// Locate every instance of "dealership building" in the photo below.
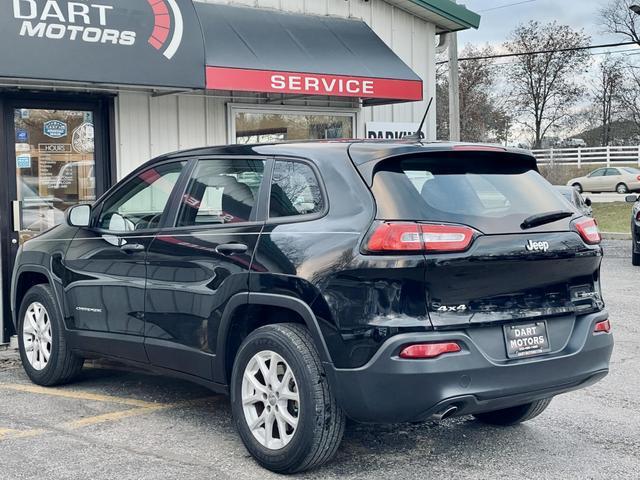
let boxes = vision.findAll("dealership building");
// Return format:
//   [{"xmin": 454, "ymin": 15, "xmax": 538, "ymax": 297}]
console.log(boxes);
[{"xmin": 0, "ymin": 0, "xmax": 480, "ymax": 343}]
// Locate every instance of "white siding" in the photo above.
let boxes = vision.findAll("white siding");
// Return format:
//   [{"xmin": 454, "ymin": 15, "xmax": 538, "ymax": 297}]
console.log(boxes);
[{"xmin": 115, "ymin": 0, "xmax": 438, "ymax": 177}]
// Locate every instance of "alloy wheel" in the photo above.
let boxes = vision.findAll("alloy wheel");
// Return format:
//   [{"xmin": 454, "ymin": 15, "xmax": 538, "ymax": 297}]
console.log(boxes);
[
  {"xmin": 22, "ymin": 302, "xmax": 52, "ymax": 371},
  {"xmin": 241, "ymin": 350, "xmax": 300, "ymax": 450}
]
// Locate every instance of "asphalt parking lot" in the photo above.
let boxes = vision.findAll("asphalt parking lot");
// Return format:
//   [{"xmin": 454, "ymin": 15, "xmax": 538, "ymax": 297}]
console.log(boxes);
[{"xmin": 0, "ymin": 240, "xmax": 638, "ymax": 480}]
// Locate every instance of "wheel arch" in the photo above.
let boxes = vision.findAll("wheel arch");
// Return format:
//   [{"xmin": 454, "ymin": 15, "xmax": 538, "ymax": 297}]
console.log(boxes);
[
  {"xmin": 12, "ymin": 265, "xmax": 60, "ymax": 330},
  {"xmin": 214, "ymin": 293, "xmax": 333, "ymax": 385}
]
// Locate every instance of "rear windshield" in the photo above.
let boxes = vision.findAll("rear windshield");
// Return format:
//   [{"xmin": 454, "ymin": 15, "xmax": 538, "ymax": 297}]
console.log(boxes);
[{"xmin": 371, "ymin": 155, "xmax": 571, "ymax": 233}]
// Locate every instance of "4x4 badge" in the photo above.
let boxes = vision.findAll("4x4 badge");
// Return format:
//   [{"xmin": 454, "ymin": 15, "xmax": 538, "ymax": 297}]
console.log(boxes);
[{"xmin": 525, "ymin": 240, "xmax": 549, "ymax": 252}]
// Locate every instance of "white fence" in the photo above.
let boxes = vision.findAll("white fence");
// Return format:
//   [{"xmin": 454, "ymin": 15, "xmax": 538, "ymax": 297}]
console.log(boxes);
[{"xmin": 532, "ymin": 146, "xmax": 640, "ymax": 167}]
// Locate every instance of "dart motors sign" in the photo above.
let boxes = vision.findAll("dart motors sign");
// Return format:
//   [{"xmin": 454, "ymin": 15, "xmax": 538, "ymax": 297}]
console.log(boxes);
[{"xmin": 3, "ymin": 0, "xmax": 204, "ymax": 88}]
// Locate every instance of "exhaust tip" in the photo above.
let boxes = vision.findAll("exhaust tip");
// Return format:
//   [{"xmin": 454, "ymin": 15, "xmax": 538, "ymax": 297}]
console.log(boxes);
[{"xmin": 432, "ymin": 405, "xmax": 458, "ymax": 421}]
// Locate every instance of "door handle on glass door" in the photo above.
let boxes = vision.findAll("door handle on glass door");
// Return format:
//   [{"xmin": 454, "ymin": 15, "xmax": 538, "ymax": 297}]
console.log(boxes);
[
  {"xmin": 121, "ymin": 243, "xmax": 145, "ymax": 253},
  {"xmin": 12, "ymin": 200, "xmax": 21, "ymax": 232},
  {"xmin": 216, "ymin": 243, "xmax": 248, "ymax": 255}
]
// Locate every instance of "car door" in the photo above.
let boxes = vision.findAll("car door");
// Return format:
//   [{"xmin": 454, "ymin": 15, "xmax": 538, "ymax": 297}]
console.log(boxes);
[
  {"xmin": 62, "ymin": 160, "xmax": 186, "ymax": 362},
  {"xmin": 605, "ymin": 168, "xmax": 622, "ymax": 192},
  {"xmin": 143, "ymin": 157, "xmax": 268, "ymax": 380},
  {"xmin": 584, "ymin": 168, "xmax": 606, "ymax": 192}
]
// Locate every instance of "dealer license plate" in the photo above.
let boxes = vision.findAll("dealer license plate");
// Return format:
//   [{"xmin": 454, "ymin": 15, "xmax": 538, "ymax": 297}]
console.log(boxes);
[{"xmin": 503, "ymin": 321, "xmax": 550, "ymax": 359}]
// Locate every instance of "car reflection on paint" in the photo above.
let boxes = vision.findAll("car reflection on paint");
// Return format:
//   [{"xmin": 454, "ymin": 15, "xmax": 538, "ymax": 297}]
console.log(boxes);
[{"xmin": 555, "ymin": 185, "xmax": 593, "ymax": 217}]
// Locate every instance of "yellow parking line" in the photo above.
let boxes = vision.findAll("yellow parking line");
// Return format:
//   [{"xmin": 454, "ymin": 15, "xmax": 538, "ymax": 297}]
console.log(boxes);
[
  {"xmin": 61, "ymin": 405, "xmax": 167, "ymax": 429},
  {"xmin": 0, "ymin": 428, "xmax": 47, "ymax": 440},
  {"xmin": 0, "ymin": 395, "xmax": 218, "ymax": 442},
  {"xmin": 0, "ymin": 384, "xmax": 160, "ymax": 408}
]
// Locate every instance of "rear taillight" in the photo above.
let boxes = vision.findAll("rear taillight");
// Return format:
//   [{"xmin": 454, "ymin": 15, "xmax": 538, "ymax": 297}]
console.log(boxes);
[
  {"xmin": 594, "ymin": 319, "xmax": 611, "ymax": 333},
  {"xmin": 636, "ymin": 175, "xmax": 640, "ymax": 181},
  {"xmin": 399, "ymin": 342, "xmax": 461, "ymax": 359},
  {"xmin": 365, "ymin": 222, "xmax": 476, "ymax": 253},
  {"xmin": 574, "ymin": 218, "xmax": 601, "ymax": 245},
  {"xmin": 636, "ymin": 211, "xmax": 640, "ymax": 222}
]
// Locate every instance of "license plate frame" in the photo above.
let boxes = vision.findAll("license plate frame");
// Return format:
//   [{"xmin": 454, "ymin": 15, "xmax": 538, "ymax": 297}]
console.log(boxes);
[{"xmin": 503, "ymin": 321, "xmax": 550, "ymax": 359}]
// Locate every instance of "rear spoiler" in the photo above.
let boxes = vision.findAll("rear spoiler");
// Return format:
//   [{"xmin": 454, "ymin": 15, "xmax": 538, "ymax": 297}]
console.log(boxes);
[{"xmin": 349, "ymin": 144, "xmax": 539, "ymax": 187}]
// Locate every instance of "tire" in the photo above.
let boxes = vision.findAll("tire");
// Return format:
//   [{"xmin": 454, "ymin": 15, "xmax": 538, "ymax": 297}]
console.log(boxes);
[
  {"xmin": 230, "ymin": 323, "xmax": 345, "ymax": 474},
  {"xmin": 616, "ymin": 183, "xmax": 629, "ymax": 194},
  {"xmin": 473, "ymin": 398, "xmax": 552, "ymax": 426},
  {"xmin": 633, "ymin": 248, "xmax": 640, "ymax": 266},
  {"xmin": 17, "ymin": 284, "xmax": 84, "ymax": 386},
  {"xmin": 572, "ymin": 183, "xmax": 583, "ymax": 194}
]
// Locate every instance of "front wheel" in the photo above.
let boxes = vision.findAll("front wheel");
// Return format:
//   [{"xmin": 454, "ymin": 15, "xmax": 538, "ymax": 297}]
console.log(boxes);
[
  {"xmin": 231, "ymin": 323, "xmax": 345, "ymax": 474},
  {"xmin": 18, "ymin": 285, "xmax": 83, "ymax": 386},
  {"xmin": 473, "ymin": 398, "xmax": 552, "ymax": 426}
]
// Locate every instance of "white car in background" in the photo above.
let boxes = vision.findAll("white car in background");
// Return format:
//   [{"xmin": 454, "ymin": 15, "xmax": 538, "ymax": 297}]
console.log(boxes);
[{"xmin": 567, "ymin": 167, "xmax": 640, "ymax": 194}]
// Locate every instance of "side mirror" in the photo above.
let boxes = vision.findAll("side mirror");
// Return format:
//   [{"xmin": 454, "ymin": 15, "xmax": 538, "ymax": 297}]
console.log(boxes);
[
  {"xmin": 66, "ymin": 204, "xmax": 92, "ymax": 227},
  {"xmin": 584, "ymin": 197, "xmax": 592, "ymax": 207},
  {"xmin": 626, "ymin": 194, "xmax": 639, "ymax": 203}
]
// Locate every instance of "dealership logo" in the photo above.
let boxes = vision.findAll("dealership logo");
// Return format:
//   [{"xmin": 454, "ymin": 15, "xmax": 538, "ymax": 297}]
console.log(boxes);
[
  {"xmin": 43, "ymin": 120, "xmax": 67, "ymax": 138},
  {"xmin": 12, "ymin": 0, "xmax": 183, "ymax": 59}
]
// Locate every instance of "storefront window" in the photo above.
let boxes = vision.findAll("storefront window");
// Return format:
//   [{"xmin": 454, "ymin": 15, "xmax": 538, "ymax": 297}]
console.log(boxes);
[
  {"xmin": 233, "ymin": 110, "xmax": 354, "ymax": 143},
  {"xmin": 14, "ymin": 108, "xmax": 96, "ymax": 244}
]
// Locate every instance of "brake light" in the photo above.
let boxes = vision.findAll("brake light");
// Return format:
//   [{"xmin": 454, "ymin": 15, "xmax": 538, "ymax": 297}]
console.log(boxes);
[
  {"xmin": 574, "ymin": 218, "xmax": 601, "ymax": 245},
  {"xmin": 421, "ymin": 224, "xmax": 475, "ymax": 252},
  {"xmin": 366, "ymin": 222, "xmax": 476, "ymax": 253},
  {"xmin": 636, "ymin": 175, "xmax": 640, "ymax": 181},
  {"xmin": 636, "ymin": 211, "xmax": 640, "ymax": 222},
  {"xmin": 451, "ymin": 145, "xmax": 507, "ymax": 152},
  {"xmin": 399, "ymin": 342, "xmax": 461, "ymax": 359},
  {"xmin": 594, "ymin": 319, "xmax": 611, "ymax": 333}
]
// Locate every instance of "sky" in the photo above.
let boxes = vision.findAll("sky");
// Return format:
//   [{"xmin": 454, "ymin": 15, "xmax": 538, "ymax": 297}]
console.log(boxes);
[{"xmin": 459, "ymin": 0, "xmax": 622, "ymax": 48}]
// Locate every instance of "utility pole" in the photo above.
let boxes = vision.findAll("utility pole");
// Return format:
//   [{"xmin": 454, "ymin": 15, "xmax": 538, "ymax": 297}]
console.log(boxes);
[{"xmin": 448, "ymin": 10, "xmax": 460, "ymax": 141}]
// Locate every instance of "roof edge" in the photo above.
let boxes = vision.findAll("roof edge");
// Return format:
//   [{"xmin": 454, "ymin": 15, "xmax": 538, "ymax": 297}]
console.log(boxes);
[{"xmin": 405, "ymin": 0, "xmax": 481, "ymax": 31}]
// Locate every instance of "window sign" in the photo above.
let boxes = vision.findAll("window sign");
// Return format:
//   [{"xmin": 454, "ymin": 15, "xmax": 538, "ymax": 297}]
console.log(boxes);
[
  {"xmin": 43, "ymin": 120, "xmax": 68, "ymax": 139},
  {"xmin": 16, "ymin": 129, "xmax": 29, "ymax": 142},
  {"xmin": 16, "ymin": 154, "xmax": 31, "ymax": 169}
]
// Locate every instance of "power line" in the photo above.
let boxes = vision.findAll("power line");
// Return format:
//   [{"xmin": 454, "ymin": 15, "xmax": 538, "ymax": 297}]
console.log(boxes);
[
  {"xmin": 478, "ymin": 0, "xmax": 539, "ymax": 13},
  {"xmin": 436, "ymin": 41, "xmax": 639, "ymax": 64}
]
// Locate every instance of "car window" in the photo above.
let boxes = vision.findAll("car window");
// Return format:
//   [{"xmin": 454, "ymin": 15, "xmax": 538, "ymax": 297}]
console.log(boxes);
[
  {"xmin": 269, "ymin": 161, "xmax": 324, "ymax": 218},
  {"xmin": 622, "ymin": 167, "xmax": 640, "ymax": 175},
  {"xmin": 98, "ymin": 162, "xmax": 185, "ymax": 232},
  {"xmin": 176, "ymin": 159, "xmax": 265, "ymax": 226},
  {"xmin": 589, "ymin": 169, "xmax": 606, "ymax": 177},
  {"xmin": 372, "ymin": 155, "xmax": 570, "ymax": 234},
  {"xmin": 605, "ymin": 168, "xmax": 620, "ymax": 176}
]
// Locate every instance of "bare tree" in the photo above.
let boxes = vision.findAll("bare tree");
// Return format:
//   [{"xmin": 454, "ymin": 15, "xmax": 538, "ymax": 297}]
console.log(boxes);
[
  {"xmin": 436, "ymin": 45, "xmax": 511, "ymax": 143},
  {"xmin": 592, "ymin": 55, "xmax": 625, "ymax": 145},
  {"xmin": 504, "ymin": 21, "xmax": 590, "ymax": 148},
  {"xmin": 620, "ymin": 67, "xmax": 640, "ymax": 134},
  {"xmin": 601, "ymin": 0, "xmax": 640, "ymax": 45}
]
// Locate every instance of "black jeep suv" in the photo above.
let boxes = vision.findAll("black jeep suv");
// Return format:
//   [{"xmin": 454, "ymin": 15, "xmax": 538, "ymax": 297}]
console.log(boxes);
[{"xmin": 12, "ymin": 141, "xmax": 613, "ymax": 473}]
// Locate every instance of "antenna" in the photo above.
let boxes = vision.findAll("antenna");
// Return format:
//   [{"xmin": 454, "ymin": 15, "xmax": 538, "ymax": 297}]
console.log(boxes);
[{"xmin": 403, "ymin": 97, "xmax": 433, "ymax": 141}]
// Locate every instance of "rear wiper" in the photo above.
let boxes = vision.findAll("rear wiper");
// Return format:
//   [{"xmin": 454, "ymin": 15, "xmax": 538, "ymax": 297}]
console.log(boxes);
[{"xmin": 520, "ymin": 210, "xmax": 574, "ymax": 230}]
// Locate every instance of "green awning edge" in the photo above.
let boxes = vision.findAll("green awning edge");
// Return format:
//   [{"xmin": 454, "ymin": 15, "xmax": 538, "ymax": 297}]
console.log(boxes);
[{"xmin": 408, "ymin": 0, "xmax": 481, "ymax": 30}]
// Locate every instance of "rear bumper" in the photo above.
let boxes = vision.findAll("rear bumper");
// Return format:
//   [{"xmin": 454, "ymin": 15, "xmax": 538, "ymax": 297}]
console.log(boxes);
[{"xmin": 326, "ymin": 310, "xmax": 613, "ymax": 423}]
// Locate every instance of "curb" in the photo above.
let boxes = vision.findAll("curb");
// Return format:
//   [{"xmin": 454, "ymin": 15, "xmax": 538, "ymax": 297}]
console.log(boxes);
[{"xmin": 602, "ymin": 232, "xmax": 632, "ymax": 240}]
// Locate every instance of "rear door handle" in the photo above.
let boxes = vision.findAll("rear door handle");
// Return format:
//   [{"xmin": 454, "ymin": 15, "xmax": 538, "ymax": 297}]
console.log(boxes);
[
  {"xmin": 215, "ymin": 243, "xmax": 248, "ymax": 255},
  {"xmin": 121, "ymin": 243, "xmax": 145, "ymax": 253}
]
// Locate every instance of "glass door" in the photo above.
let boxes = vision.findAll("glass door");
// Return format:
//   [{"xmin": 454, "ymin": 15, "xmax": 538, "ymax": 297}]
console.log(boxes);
[{"xmin": 13, "ymin": 108, "xmax": 97, "ymax": 244}]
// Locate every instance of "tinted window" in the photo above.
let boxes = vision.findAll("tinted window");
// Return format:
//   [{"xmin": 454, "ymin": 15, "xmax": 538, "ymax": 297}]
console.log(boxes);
[
  {"xmin": 623, "ymin": 167, "xmax": 640, "ymax": 175},
  {"xmin": 98, "ymin": 162, "xmax": 184, "ymax": 232},
  {"xmin": 589, "ymin": 169, "xmax": 606, "ymax": 177},
  {"xmin": 177, "ymin": 159, "xmax": 265, "ymax": 226},
  {"xmin": 372, "ymin": 155, "xmax": 570, "ymax": 234},
  {"xmin": 605, "ymin": 168, "xmax": 620, "ymax": 176},
  {"xmin": 269, "ymin": 161, "xmax": 324, "ymax": 218}
]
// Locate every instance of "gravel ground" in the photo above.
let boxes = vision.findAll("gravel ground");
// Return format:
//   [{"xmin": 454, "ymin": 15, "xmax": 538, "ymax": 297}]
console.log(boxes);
[{"xmin": 0, "ymin": 240, "xmax": 637, "ymax": 479}]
